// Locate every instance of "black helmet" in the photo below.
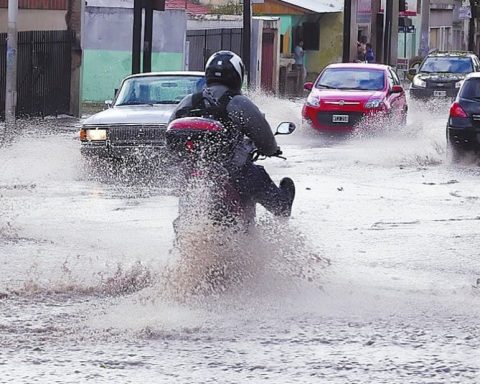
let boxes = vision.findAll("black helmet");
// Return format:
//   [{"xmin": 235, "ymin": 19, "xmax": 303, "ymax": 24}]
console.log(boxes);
[{"xmin": 205, "ymin": 50, "xmax": 245, "ymax": 91}]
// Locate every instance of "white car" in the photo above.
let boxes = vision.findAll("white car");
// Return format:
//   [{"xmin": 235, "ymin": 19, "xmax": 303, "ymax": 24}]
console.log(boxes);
[{"xmin": 80, "ymin": 71, "xmax": 205, "ymax": 159}]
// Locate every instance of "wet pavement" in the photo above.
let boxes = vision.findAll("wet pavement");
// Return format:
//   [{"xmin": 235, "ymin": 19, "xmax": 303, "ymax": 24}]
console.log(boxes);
[{"xmin": 0, "ymin": 98, "xmax": 479, "ymax": 383}]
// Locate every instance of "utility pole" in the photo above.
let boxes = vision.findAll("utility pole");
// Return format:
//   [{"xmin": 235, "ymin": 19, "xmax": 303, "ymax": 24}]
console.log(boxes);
[
  {"xmin": 418, "ymin": 0, "xmax": 430, "ymax": 57},
  {"xmin": 5, "ymin": 0, "xmax": 18, "ymax": 135},
  {"xmin": 243, "ymin": 0, "xmax": 251, "ymax": 88},
  {"xmin": 342, "ymin": 0, "xmax": 352, "ymax": 62},
  {"xmin": 132, "ymin": 0, "xmax": 142, "ymax": 74},
  {"xmin": 383, "ymin": 0, "xmax": 393, "ymax": 65},
  {"xmin": 370, "ymin": 0, "xmax": 381, "ymax": 60},
  {"xmin": 143, "ymin": 0, "xmax": 153, "ymax": 72},
  {"xmin": 132, "ymin": 0, "xmax": 165, "ymax": 74},
  {"xmin": 468, "ymin": 0, "xmax": 477, "ymax": 52}
]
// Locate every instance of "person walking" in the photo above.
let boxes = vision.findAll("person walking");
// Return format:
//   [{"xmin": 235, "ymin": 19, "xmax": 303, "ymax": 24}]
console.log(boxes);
[
  {"xmin": 293, "ymin": 40, "xmax": 307, "ymax": 82},
  {"xmin": 356, "ymin": 36, "xmax": 367, "ymax": 62},
  {"xmin": 366, "ymin": 43, "xmax": 375, "ymax": 63}
]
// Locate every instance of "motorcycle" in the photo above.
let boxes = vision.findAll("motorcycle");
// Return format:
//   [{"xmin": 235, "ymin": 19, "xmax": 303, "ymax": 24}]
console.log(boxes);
[{"xmin": 165, "ymin": 117, "xmax": 296, "ymax": 234}]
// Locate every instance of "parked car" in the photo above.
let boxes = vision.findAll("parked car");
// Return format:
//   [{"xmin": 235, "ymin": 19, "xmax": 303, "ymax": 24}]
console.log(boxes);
[
  {"xmin": 446, "ymin": 72, "xmax": 480, "ymax": 161},
  {"xmin": 409, "ymin": 51, "xmax": 480, "ymax": 101},
  {"xmin": 80, "ymin": 71, "xmax": 205, "ymax": 159},
  {"xmin": 302, "ymin": 63, "xmax": 407, "ymax": 132}
]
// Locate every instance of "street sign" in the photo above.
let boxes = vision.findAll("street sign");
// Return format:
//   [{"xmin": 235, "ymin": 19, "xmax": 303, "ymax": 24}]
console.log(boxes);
[
  {"xmin": 399, "ymin": 25, "xmax": 416, "ymax": 33},
  {"xmin": 459, "ymin": 6, "xmax": 471, "ymax": 19},
  {"xmin": 397, "ymin": 58, "xmax": 409, "ymax": 71}
]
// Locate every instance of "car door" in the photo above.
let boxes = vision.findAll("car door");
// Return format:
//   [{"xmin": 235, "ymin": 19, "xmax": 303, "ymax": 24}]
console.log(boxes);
[{"xmin": 386, "ymin": 68, "xmax": 406, "ymax": 117}]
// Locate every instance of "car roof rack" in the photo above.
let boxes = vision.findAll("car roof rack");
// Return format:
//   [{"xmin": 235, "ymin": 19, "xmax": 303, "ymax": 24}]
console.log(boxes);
[{"xmin": 429, "ymin": 50, "xmax": 476, "ymax": 56}]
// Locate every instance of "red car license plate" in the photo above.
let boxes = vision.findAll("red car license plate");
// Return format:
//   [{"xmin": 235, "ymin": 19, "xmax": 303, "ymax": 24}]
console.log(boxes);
[{"xmin": 332, "ymin": 114, "xmax": 349, "ymax": 123}]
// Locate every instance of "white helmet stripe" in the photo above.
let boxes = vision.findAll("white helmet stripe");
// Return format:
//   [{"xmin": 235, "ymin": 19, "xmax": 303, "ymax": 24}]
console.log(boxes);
[{"xmin": 229, "ymin": 53, "xmax": 244, "ymax": 80}]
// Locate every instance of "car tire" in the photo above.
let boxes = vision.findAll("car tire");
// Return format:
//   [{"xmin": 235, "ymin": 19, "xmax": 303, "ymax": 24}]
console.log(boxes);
[
  {"xmin": 406, "ymin": 56, "xmax": 423, "ymax": 82},
  {"xmin": 446, "ymin": 142, "xmax": 464, "ymax": 163}
]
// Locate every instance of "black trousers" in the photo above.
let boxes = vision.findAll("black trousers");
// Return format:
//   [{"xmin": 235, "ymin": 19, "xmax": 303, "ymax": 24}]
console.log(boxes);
[{"xmin": 232, "ymin": 162, "xmax": 291, "ymax": 216}]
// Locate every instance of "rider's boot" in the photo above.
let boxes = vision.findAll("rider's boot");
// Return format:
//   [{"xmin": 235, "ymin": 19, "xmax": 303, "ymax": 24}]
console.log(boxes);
[{"xmin": 279, "ymin": 177, "xmax": 295, "ymax": 217}]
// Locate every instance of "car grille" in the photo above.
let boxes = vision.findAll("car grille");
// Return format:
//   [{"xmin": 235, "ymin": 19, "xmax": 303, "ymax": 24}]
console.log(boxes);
[
  {"xmin": 426, "ymin": 80, "xmax": 456, "ymax": 90},
  {"xmin": 108, "ymin": 124, "xmax": 166, "ymax": 145},
  {"xmin": 316, "ymin": 112, "xmax": 365, "ymax": 127}
]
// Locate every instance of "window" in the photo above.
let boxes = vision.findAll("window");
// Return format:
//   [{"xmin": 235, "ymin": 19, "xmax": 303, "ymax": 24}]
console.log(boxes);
[
  {"xmin": 316, "ymin": 68, "xmax": 385, "ymax": 91},
  {"xmin": 429, "ymin": 27, "xmax": 452, "ymax": 51},
  {"xmin": 420, "ymin": 57, "xmax": 473, "ymax": 74},
  {"xmin": 302, "ymin": 22, "xmax": 320, "ymax": 51},
  {"xmin": 115, "ymin": 75, "xmax": 205, "ymax": 106},
  {"xmin": 459, "ymin": 78, "xmax": 480, "ymax": 100}
]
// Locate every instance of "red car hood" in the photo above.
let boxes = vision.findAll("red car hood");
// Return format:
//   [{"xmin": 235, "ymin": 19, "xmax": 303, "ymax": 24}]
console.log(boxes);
[{"xmin": 312, "ymin": 89, "xmax": 385, "ymax": 102}]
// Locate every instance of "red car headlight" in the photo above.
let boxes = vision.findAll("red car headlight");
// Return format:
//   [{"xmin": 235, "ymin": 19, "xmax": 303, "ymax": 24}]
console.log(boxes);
[
  {"xmin": 364, "ymin": 99, "xmax": 385, "ymax": 109},
  {"xmin": 306, "ymin": 94, "xmax": 320, "ymax": 107}
]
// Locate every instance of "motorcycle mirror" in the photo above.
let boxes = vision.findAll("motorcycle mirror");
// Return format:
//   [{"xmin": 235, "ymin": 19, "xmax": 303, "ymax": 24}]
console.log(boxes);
[{"xmin": 276, "ymin": 122, "xmax": 296, "ymax": 135}]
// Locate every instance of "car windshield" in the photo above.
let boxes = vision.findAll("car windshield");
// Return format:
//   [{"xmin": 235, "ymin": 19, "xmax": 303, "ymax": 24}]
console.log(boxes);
[
  {"xmin": 315, "ymin": 68, "xmax": 385, "ymax": 91},
  {"xmin": 459, "ymin": 78, "xmax": 480, "ymax": 100},
  {"xmin": 419, "ymin": 57, "xmax": 473, "ymax": 73},
  {"xmin": 115, "ymin": 75, "xmax": 206, "ymax": 106}
]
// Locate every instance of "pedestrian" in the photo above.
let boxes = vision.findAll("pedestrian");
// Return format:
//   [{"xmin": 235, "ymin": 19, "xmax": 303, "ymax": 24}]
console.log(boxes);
[
  {"xmin": 366, "ymin": 43, "xmax": 375, "ymax": 63},
  {"xmin": 293, "ymin": 40, "xmax": 307, "ymax": 82},
  {"xmin": 356, "ymin": 36, "xmax": 367, "ymax": 62}
]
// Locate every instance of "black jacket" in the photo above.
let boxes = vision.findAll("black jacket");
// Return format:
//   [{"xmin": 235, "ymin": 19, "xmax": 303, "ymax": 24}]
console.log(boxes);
[{"xmin": 170, "ymin": 83, "xmax": 279, "ymax": 166}]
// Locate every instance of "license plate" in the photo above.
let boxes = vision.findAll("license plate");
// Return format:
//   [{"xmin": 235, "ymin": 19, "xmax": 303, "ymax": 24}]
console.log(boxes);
[
  {"xmin": 434, "ymin": 90, "xmax": 447, "ymax": 97},
  {"xmin": 332, "ymin": 114, "xmax": 349, "ymax": 123}
]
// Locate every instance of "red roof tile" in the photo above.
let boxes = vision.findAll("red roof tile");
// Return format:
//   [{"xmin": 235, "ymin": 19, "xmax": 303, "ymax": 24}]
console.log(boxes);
[{"xmin": 166, "ymin": 0, "xmax": 209, "ymax": 15}]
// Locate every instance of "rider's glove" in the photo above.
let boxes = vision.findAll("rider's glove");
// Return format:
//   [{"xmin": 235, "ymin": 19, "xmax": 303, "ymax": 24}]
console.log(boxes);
[{"xmin": 272, "ymin": 147, "xmax": 283, "ymax": 157}]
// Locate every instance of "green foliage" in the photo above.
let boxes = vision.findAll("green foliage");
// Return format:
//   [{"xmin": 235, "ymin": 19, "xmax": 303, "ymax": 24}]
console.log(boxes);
[{"xmin": 209, "ymin": 1, "xmax": 243, "ymax": 15}]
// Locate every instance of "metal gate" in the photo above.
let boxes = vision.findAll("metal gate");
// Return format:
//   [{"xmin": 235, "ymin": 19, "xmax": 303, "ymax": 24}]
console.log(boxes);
[
  {"xmin": 186, "ymin": 28, "xmax": 243, "ymax": 71},
  {"xmin": 0, "ymin": 30, "xmax": 74, "ymax": 118}
]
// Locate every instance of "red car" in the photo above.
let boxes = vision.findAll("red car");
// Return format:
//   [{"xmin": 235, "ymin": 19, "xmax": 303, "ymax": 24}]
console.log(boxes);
[{"xmin": 302, "ymin": 63, "xmax": 408, "ymax": 132}]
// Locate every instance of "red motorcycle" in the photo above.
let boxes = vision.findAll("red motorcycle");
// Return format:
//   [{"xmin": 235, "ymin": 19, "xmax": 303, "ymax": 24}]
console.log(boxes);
[{"xmin": 166, "ymin": 117, "xmax": 296, "ymax": 233}]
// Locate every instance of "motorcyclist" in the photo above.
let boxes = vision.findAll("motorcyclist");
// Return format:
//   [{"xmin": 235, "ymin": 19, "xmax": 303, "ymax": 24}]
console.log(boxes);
[{"xmin": 170, "ymin": 50, "xmax": 295, "ymax": 217}]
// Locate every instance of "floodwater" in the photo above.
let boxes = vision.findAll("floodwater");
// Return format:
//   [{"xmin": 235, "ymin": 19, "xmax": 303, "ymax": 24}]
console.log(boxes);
[{"xmin": 0, "ymin": 96, "xmax": 479, "ymax": 383}]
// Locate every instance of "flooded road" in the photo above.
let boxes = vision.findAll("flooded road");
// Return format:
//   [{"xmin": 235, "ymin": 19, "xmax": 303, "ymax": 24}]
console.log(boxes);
[{"xmin": 0, "ymin": 99, "xmax": 479, "ymax": 383}]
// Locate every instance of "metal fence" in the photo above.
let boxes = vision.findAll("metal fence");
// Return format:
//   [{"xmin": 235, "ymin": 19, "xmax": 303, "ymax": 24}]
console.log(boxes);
[
  {"xmin": 186, "ymin": 28, "xmax": 243, "ymax": 71},
  {"xmin": 0, "ymin": 30, "xmax": 74, "ymax": 118}
]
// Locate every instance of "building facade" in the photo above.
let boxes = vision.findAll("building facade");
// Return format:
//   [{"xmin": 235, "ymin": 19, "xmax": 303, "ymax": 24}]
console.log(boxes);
[
  {"xmin": 82, "ymin": 0, "xmax": 187, "ymax": 102},
  {"xmin": 0, "ymin": 0, "xmax": 68, "ymax": 32},
  {"xmin": 253, "ymin": 0, "xmax": 344, "ymax": 78}
]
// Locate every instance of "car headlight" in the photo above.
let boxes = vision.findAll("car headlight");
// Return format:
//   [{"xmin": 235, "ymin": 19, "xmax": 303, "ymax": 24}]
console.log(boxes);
[
  {"xmin": 365, "ymin": 99, "xmax": 384, "ymax": 109},
  {"xmin": 306, "ymin": 93, "xmax": 320, "ymax": 107},
  {"xmin": 81, "ymin": 128, "xmax": 107, "ymax": 141},
  {"xmin": 412, "ymin": 76, "xmax": 426, "ymax": 88},
  {"xmin": 455, "ymin": 80, "xmax": 464, "ymax": 89}
]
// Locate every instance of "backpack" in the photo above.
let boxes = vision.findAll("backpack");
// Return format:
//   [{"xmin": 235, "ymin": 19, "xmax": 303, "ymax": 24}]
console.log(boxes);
[
  {"xmin": 175, "ymin": 89, "xmax": 238, "ymax": 123},
  {"xmin": 170, "ymin": 89, "xmax": 242, "ymax": 162}
]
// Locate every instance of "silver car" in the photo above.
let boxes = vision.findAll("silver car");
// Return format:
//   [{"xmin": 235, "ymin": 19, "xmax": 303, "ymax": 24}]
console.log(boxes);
[{"xmin": 80, "ymin": 71, "xmax": 205, "ymax": 159}]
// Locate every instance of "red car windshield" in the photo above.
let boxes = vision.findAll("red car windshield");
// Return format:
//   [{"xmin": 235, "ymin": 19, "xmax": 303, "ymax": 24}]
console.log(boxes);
[{"xmin": 315, "ymin": 68, "xmax": 385, "ymax": 91}]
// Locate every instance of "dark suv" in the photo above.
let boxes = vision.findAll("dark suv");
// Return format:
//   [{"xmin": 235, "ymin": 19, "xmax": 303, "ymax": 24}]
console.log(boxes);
[
  {"xmin": 446, "ymin": 72, "xmax": 480, "ymax": 161},
  {"xmin": 409, "ymin": 51, "xmax": 480, "ymax": 100}
]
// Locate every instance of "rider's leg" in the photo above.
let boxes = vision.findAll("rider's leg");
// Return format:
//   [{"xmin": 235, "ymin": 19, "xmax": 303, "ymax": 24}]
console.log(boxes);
[{"xmin": 234, "ymin": 163, "xmax": 295, "ymax": 217}]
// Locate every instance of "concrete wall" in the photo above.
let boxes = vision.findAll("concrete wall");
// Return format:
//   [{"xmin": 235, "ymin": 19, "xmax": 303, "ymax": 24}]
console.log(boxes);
[
  {"xmin": 304, "ymin": 13, "xmax": 343, "ymax": 76},
  {"xmin": 198, "ymin": 0, "xmax": 241, "ymax": 5},
  {"xmin": 82, "ymin": 7, "xmax": 187, "ymax": 102},
  {"xmin": 187, "ymin": 14, "xmax": 242, "ymax": 30},
  {"xmin": 0, "ymin": 9, "xmax": 66, "ymax": 32}
]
